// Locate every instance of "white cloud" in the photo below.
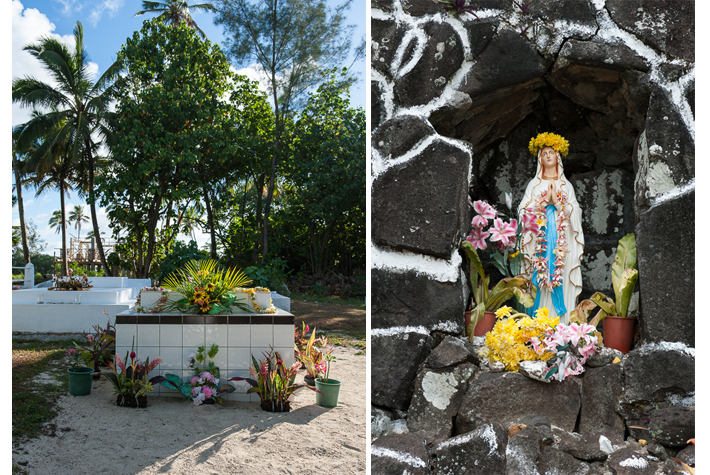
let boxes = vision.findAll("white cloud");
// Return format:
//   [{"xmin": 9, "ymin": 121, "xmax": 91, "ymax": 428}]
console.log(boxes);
[
  {"xmin": 52, "ymin": 0, "xmax": 84, "ymax": 16},
  {"xmin": 12, "ymin": 0, "xmax": 99, "ymax": 127},
  {"xmin": 88, "ymin": 0, "xmax": 124, "ymax": 26}
]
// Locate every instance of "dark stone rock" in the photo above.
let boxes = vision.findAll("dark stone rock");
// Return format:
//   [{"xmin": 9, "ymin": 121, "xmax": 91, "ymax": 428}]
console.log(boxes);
[
  {"xmin": 372, "ymin": 115, "xmax": 436, "ymax": 162},
  {"xmin": 371, "ymin": 330, "xmax": 434, "ymax": 410},
  {"xmin": 548, "ymin": 63, "xmax": 624, "ymax": 113},
  {"xmin": 645, "ymin": 442, "xmax": 669, "ymax": 461},
  {"xmin": 401, "ymin": 0, "xmax": 441, "ymax": 17},
  {"xmin": 394, "ymin": 22, "xmax": 465, "ymax": 108},
  {"xmin": 634, "ymin": 86, "xmax": 695, "ymax": 212},
  {"xmin": 456, "ymin": 372, "xmax": 582, "ymax": 434},
  {"xmin": 427, "ymin": 91, "xmax": 473, "ymax": 130},
  {"xmin": 559, "ymin": 432, "xmax": 611, "ymax": 462},
  {"xmin": 538, "ymin": 447, "xmax": 593, "ymax": 474},
  {"xmin": 371, "ymin": 139, "xmax": 471, "ymax": 258},
  {"xmin": 371, "ymin": 0, "xmax": 393, "ymax": 12},
  {"xmin": 459, "ymin": 29, "xmax": 550, "ymax": 100},
  {"xmin": 425, "ymin": 336, "xmax": 478, "ymax": 369},
  {"xmin": 556, "ymin": 38, "xmax": 651, "ymax": 73},
  {"xmin": 505, "ymin": 425, "xmax": 542, "ymax": 475},
  {"xmin": 371, "ymin": 431, "xmax": 432, "ymax": 474},
  {"xmin": 407, "ymin": 363, "xmax": 477, "ymax": 439},
  {"xmin": 570, "ymin": 168, "xmax": 636, "ymax": 243},
  {"xmin": 372, "ymin": 406, "xmax": 396, "ymax": 439},
  {"xmin": 372, "ymin": 18, "xmax": 406, "ymax": 79},
  {"xmin": 586, "ymin": 346, "xmax": 622, "ymax": 367},
  {"xmin": 685, "ymin": 76, "xmax": 694, "ymax": 118},
  {"xmin": 676, "ymin": 443, "xmax": 695, "ymax": 467},
  {"xmin": 435, "ymin": 423, "xmax": 507, "ymax": 474},
  {"xmin": 371, "ymin": 269, "xmax": 465, "ymax": 333},
  {"xmin": 607, "ymin": 0, "xmax": 694, "ymax": 60},
  {"xmin": 606, "ymin": 446, "xmax": 664, "ymax": 475},
  {"xmin": 624, "ymin": 343, "xmax": 695, "ymax": 403},
  {"xmin": 635, "ymin": 191, "xmax": 694, "ymax": 346},
  {"xmin": 529, "ymin": 0, "xmax": 597, "ymax": 26},
  {"xmin": 519, "ymin": 414, "xmax": 554, "ymax": 446},
  {"xmin": 579, "ymin": 364, "xmax": 626, "ymax": 445},
  {"xmin": 649, "ymin": 406, "xmax": 694, "ymax": 448},
  {"xmin": 371, "ymin": 80, "xmax": 387, "ymax": 131},
  {"xmin": 466, "ymin": 20, "xmax": 497, "ymax": 60}
]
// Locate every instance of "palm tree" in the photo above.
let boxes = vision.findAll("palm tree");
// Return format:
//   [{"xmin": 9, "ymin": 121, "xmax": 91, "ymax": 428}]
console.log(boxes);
[
  {"xmin": 134, "ymin": 1, "xmax": 216, "ymax": 38},
  {"xmin": 12, "ymin": 21, "xmax": 120, "ymax": 276},
  {"xmin": 12, "ymin": 145, "xmax": 31, "ymax": 264},
  {"xmin": 68, "ymin": 204, "xmax": 89, "ymax": 241},
  {"xmin": 48, "ymin": 210, "xmax": 65, "ymax": 235}
]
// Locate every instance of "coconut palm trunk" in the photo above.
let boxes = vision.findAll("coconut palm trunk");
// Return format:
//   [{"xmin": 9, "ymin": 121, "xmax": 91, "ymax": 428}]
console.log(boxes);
[
  {"xmin": 86, "ymin": 143, "xmax": 111, "ymax": 275},
  {"xmin": 13, "ymin": 152, "xmax": 31, "ymax": 264}
]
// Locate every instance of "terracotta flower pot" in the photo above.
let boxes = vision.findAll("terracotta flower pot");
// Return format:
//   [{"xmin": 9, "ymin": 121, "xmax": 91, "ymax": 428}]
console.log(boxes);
[
  {"xmin": 602, "ymin": 316, "xmax": 636, "ymax": 354},
  {"xmin": 464, "ymin": 311, "xmax": 497, "ymax": 337}
]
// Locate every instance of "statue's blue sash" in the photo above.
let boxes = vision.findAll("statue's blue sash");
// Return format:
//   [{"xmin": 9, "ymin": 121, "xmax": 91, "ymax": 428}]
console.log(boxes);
[{"xmin": 529, "ymin": 204, "xmax": 567, "ymax": 317}]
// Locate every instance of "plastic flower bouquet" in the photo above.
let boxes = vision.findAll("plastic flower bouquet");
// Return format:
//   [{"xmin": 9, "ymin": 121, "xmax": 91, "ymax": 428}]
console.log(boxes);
[
  {"xmin": 481, "ymin": 307, "xmax": 559, "ymax": 370},
  {"xmin": 162, "ymin": 260, "xmax": 252, "ymax": 314},
  {"xmin": 530, "ymin": 322, "xmax": 599, "ymax": 381},
  {"xmin": 161, "ymin": 344, "xmax": 236, "ymax": 404}
]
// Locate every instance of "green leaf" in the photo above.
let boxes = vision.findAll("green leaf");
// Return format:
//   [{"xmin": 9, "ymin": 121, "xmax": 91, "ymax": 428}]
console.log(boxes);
[
  {"xmin": 612, "ymin": 233, "xmax": 637, "ymax": 305},
  {"xmin": 616, "ymin": 268, "xmax": 639, "ymax": 318},
  {"xmin": 467, "ymin": 302, "xmax": 486, "ymax": 342}
]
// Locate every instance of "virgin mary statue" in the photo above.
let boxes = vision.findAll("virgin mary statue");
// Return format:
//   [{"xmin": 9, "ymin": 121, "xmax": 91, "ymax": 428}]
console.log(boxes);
[{"xmin": 518, "ymin": 133, "xmax": 584, "ymax": 324}]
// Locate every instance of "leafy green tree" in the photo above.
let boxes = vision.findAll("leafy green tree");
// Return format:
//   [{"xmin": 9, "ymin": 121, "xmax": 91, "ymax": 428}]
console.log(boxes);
[
  {"xmin": 68, "ymin": 205, "xmax": 89, "ymax": 241},
  {"xmin": 11, "ymin": 220, "xmax": 47, "ymax": 266},
  {"xmin": 286, "ymin": 76, "xmax": 365, "ymax": 275},
  {"xmin": 12, "ymin": 21, "xmax": 121, "ymax": 275},
  {"xmin": 213, "ymin": 0, "xmax": 360, "ymax": 261},
  {"xmin": 99, "ymin": 19, "xmax": 243, "ymax": 277},
  {"xmin": 135, "ymin": 0, "xmax": 216, "ymax": 38}
]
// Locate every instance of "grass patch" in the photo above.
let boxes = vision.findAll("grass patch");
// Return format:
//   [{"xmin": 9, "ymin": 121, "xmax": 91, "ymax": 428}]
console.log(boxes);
[
  {"xmin": 289, "ymin": 292, "xmax": 365, "ymax": 310},
  {"xmin": 326, "ymin": 334, "xmax": 367, "ymax": 349},
  {"xmin": 12, "ymin": 339, "xmax": 74, "ymax": 440}
]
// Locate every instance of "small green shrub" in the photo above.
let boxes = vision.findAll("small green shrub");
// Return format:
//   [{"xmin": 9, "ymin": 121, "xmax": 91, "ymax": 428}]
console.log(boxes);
[{"xmin": 244, "ymin": 258, "xmax": 289, "ymax": 292}]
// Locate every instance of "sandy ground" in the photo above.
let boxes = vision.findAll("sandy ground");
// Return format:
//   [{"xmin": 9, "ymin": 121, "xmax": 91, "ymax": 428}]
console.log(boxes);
[{"xmin": 13, "ymin": 346, "xmax": 366, "ymax": 475}]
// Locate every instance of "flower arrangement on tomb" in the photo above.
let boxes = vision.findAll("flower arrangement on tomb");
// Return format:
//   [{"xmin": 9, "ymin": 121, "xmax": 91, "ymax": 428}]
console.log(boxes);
[
  {"xmin": 51, "ymin": 272, "xmax": 93, "ymax": 291},
  {"xmin": 135, "ymin": 287, "xmax": 170, "ymax": 313},
  {"xmin": 160, "ymin": 344, "xmax": 236, "ymax": 405},
  {"xmin": 481, "ymin": 307, "xmax": 558, "ymax": 371},
  {"xmin": 162, "ymin": 260, "xmax": 252, "ymax": 315},
  {"xmin": 234, "ymin": 286, "xmax": 278, "ymax": 314}
]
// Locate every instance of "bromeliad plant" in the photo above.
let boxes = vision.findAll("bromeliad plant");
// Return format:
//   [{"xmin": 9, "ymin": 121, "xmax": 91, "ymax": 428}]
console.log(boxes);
[
  {"xmin": 571, "ymin": 233, "xmax": 639, "ymax": 326},
  {"xmin": 530, "ymin": 322, "xmax": 599, "ymax": 381},
  {"xmin": 318, "ymin": 344, "xmax": 336, "ymax": 382},
  {"xmin": 73, "ymin": 315, "xmax": 115, "ymax": 371},
  {"xmin": 298, "ymin": 325, "xmax": 327, "ymax": 380},
  {"xmin": 162, "ymin": 259, "xmax": 253, "ymax": 314},
  {"xmin": 231, "ymin": 348, "xmax": 320, "ymax": 411},
  {"xmin": 462, "ymin": 238, "xmax": 535, "ymax": 341},
  {"xmin": 106, "ymin": 340, "xmax": 177, "ymax": 406}
]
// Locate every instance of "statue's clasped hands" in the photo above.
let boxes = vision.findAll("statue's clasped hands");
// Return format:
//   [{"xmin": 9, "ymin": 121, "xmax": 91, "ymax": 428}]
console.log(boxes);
[{"xmin": 547, "ymin": 182, "xmax": 558, "ymax": 204}]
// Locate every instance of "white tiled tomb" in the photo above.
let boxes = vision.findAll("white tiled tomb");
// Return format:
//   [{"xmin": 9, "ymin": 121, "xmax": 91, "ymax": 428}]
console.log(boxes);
[{"xmin": 114, "ymin": 309, "xmax": 295, "ymax": 402}]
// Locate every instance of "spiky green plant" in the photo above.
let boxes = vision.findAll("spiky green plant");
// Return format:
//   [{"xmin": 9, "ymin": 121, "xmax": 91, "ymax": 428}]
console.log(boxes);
[{"xmin": 162, "ymin": 259, "xmax": 252, "ymax": 314}]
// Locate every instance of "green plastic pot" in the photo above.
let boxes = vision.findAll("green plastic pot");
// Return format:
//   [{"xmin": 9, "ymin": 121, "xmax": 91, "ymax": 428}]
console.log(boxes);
[
  {"xmin": 67, "ymin": 367, "xmax": 94, "ymax": 396},
  {"xmin": 315, "ymin": 378, "xmax": 341, "ymax": 408}
]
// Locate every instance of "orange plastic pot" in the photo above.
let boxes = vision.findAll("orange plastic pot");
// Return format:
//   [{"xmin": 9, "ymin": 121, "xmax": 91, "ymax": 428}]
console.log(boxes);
[
  {"xmin": 602, "ymin": 316, "xmax": 636, "ymax": 354},
  {"xmin": 464, "ymin": 311, "xmax": 496, "ymax": 337}
]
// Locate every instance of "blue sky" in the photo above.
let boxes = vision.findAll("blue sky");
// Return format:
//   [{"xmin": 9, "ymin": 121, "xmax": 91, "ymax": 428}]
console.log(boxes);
[{"xmin": 10, "ymin": 0, "xmax": 366, "ymax": 258}]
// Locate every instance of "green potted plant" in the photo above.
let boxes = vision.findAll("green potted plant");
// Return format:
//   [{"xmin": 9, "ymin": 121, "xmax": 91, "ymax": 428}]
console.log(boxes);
[
  {"xmin": 66, "ymin": 348, "xmax": 94, "ymax": 396},
  {"xmin": 231, "ymin": 348, "xmax": 320, "ymax": 412},
  {"xmin": 105, "ymin": 340, "xmax": 177, "ymax": 407},
  {"xmin": 73, "ymin": 316, "xmax": 115, "ymax": 379},
  {"xmin": 297, "ymin": 325, "xmax": 326, "ymax": 386},
  {"xmin": 462, "ymin": 240, "xmax": 534, "ymax": 341},
  {"xmin": 571, "ymin": 233, "xmax": 639, "ymax": 354},
  {"xmin": 315, "ymin": 344, "xmax": 340, "ymax": 408}
]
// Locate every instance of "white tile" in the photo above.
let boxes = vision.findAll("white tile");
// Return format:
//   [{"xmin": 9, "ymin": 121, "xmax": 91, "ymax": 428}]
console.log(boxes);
[
  {"xmin": 183, "ymin": 324, "xmax": 205, "ymax": 347},
  {"xmin": 160, "ymin": 325, "xmax": 182, "ymax": 347},
  {"xmin": 139, "ymin": 347, "xmax": 161, "ymax": 368},
  {"xmin": 208, "ymin": 350, "xmax": 228, "ymax": 371},
  {"xmin": 274, "ymin": 325, "xmax": 294, "ymax": 347},
  {"xmin": 160, "ymin": 347, "xmax": 184, "ymax": 370},
  {"xmin": 136, "ymin": 324, "xmax": 160, "ymax": 347},
  {"xmin": 115, "ymin": 324, "xmax": 136, "ymax": 347},
  {"xmin": 231, "ymin": 393, "xmax": 252, "ymax": 402},
  {"xmin": 205, "ymin": 324, "xmax": 228, "ymax": 347},
  {"xmin": 228, "ymin": 347, "xmax": 252, "ymax": 370},
  {"xmin": 274, "ymin": 347, "xmax": 295, "ymax": 368},
  {"xmin": 228, "ymin": 324, "xmax": 250, "ymax": 347},
  {"xmin": 251, "ymin": 325, "xmax": 273, "ymax": 347}
]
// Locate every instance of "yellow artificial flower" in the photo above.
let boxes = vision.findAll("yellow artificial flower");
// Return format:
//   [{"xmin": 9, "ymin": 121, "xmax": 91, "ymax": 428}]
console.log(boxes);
[
  {"xmin": 482, "ymin": 313, "xmax": 557, "ymax": 371},
  {"xmin": 495, "ymin": 306, "xmax": 514, "ymax": 319},
  {"xmin": 528, "ymin": 132, "xmax": 570, "ymax": 157},
  {"xmin": 535, "ymin": 307, "xmax": 550, "ymax": 318},
  {"xmin": 508, "ymin": 251, "xmax": 519, "ymax": 259}
]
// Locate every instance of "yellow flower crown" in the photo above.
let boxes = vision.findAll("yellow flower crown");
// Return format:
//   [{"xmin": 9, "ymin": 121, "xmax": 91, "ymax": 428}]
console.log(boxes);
[{"xmin": 528, "ymin": 132, "xmax": 570, "ymax": 157}]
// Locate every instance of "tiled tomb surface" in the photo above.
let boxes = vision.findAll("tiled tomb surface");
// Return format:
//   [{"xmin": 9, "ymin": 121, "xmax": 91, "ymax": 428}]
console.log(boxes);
[{"xmin": 115, "ymin": 309, "xmax": 295, "ymax": 402}]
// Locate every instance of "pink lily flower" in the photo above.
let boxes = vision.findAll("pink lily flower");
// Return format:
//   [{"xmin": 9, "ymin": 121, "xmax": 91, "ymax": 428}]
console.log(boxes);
[
  {"xmin": 522, "ymin": 212, "xmax": 540, "ymax": 235},
  {"xmin": 489, "ymin": 218, "xmax": 516, "ymax": 247},
  {"xmin": 472, "ymin": 215, "xmax": 488, "ymax": 228},
  {"xmin": 473, "ymin": 200, "xmax": 497, "ymax": 220},
  {"xmin": 466, "ymin": 227, "xmax": 490, "ymax": 251}
]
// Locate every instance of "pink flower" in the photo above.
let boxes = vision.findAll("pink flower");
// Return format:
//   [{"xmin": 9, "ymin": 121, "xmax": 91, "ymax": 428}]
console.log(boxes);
[
  {"xmin": 191, "ymin": 386, "xmax": 202, "ymax": 397},
  {"xmin": 521, "ymin": 211, "xmax": 540, "ymax": 235},
  {"xmin": 148, "ymin": 357, "xmax": 162, "ymax": 370},
  {"xmin": 191, "ymin": 376, "xmax": 199, "ymax": 385},
  {"xmin": 116, "ymin": 354, "xmax": 126, "ymax": 373},
  {"xmin": 202, "ymin": 386, "xmax": 213, "ymax": 399},
  {"xmin": 489, "ymin": 218, "xmax": 516, "ymax": 247},
  {"xmin": 130, "ymin": 351, "xmax": 136, "ymax": 361},
  {"xmin": 86, "ymin": 334, "xmax": 95, "ymax": 344},
  {"xmin": 473, "ymin": 200, "xmax": 497, "ymax": 220},
  {"xmin": 471, "ymin": 215, "xmax": 488, "ymax": 228},
  {"xmin": 466, "ymin": 227, "xmax": 490, "ymax": 251}
]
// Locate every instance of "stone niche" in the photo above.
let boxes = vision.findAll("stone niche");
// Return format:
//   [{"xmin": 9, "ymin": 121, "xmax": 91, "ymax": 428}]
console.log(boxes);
[{"xmin": 371, "ymin": 0, "xmax": 694, "ymax": 472}]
